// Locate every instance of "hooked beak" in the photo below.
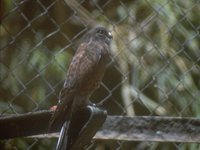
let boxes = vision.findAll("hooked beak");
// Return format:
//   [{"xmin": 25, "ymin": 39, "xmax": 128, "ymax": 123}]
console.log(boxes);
[{"xmin": 108, "ymin": 31, "xmax": 113, "ymax": 39}]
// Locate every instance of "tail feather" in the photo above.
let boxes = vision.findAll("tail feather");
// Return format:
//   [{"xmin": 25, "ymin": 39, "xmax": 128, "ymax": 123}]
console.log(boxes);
[
  {"xmin": 48, "ymin": 88, "xmax": 75, "ymax": 132},
  {"xmin": 48, "ymin": 101, "xmax": 73, "ymax": 133}
]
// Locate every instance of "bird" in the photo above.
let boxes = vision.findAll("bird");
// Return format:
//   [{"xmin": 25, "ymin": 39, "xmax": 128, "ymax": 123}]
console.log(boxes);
[{"xmin": 48, "ymin": 26, "xmax": 113, "ymax": 130}]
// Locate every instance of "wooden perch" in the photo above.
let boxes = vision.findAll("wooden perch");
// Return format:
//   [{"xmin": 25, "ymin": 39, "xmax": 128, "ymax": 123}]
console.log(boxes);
[
  {"xmin": 96, "ymin": 116, "xmax": 200, "ymax": 143},
  {"xmin": 0, "ymin": 111, "xmax": 200, "ymax": 142},
  {"xmin": 0, "ymin": 110, "xmax": 58, "ymax": 139}
]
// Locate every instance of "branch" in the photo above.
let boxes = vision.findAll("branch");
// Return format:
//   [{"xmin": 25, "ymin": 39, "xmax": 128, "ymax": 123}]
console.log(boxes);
[{"xmin": 0, "ymin": 111, "xmax": 200, "ymax": 142}]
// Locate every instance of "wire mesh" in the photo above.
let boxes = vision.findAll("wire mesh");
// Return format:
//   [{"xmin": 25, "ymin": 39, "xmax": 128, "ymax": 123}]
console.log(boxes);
[{"xmin": 1, "ymin": 0, "xmax": 200, "ymax": 149}]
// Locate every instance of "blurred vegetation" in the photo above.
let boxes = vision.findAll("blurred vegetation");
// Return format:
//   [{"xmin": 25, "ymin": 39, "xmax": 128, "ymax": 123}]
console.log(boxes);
[{"xmin": 0, "ymin": 0, "xmax": 200, "ymax": 149}]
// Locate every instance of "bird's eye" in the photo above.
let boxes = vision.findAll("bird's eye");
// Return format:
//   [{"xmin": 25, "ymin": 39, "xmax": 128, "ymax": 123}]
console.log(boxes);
[
  {"xmin": 98, "ymin": 30, "xmax": 106, "ymax": 35},
  {"xmin": 98, "ymin": 30, "xmax": 104, "ymax": 34}
]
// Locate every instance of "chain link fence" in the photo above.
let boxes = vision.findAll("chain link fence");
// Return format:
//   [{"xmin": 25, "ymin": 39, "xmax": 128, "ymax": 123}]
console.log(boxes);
[{"xmin": 1, "ymin": 0, "xmax": 200, "ymax": 149}]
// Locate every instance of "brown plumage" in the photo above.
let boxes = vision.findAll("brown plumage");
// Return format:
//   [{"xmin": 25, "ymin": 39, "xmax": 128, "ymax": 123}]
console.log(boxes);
[{"xmin": 49, "ymin": 27, "xmax": 113, "ymax": 129}]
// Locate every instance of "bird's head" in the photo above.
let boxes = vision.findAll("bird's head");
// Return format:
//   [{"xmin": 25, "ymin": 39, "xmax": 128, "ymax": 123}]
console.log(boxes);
[{"xmin": 84, "ymin": 27, "xmax": 113, "ymax": 45}]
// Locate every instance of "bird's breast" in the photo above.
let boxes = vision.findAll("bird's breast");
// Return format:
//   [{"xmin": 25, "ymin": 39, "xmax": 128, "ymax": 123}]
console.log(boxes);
[{"xmin": 79, "ymin": 61, "xmax": 107, "ymax": 96}]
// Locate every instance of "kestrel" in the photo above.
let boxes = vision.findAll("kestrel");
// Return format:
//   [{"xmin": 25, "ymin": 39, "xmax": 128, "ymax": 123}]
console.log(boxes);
[{"xmin": 49, "ymin": 27, "xmax": 113, "ymax": 129}]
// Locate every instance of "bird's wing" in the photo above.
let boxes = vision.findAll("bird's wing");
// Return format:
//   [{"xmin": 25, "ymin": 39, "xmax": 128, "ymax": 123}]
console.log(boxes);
[
  {"xmin": 57, "ymin": 42, "xmax": 102, "ymax": 108},
  {"xmin": 48, "ymin": 42, "xmax": 102, "ymax": 130},
  {"xmin": 63, "ymin": 42, "xmax": 102, "ymax": 90}
]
